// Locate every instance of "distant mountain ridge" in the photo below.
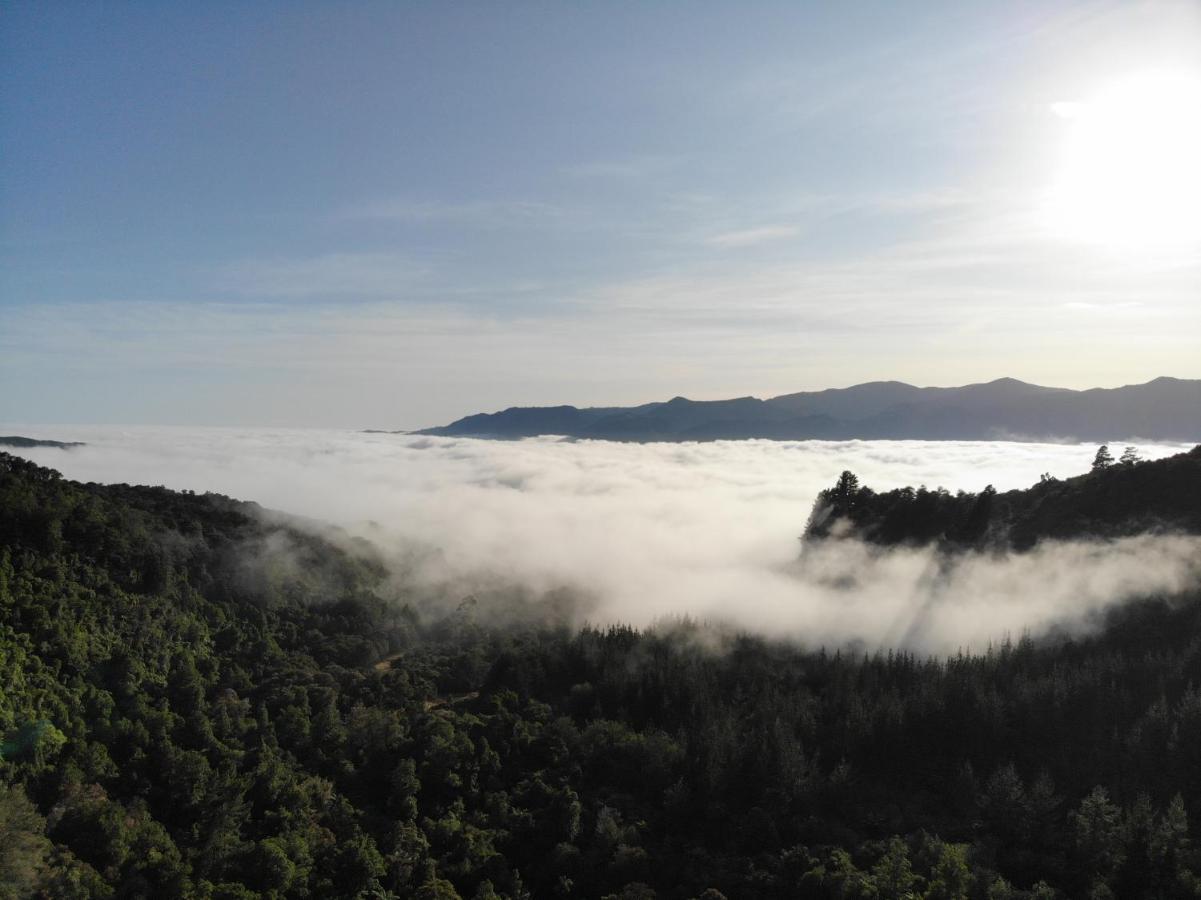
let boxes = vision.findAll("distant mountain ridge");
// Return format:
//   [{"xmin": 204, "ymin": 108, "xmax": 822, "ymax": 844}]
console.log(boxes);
[
  {"xmin": 415, "ymin": 377, "xmax": 1201, "ymax": 443},
  {"xmin": 0, "ymin": 435, "xmax": 85, "ymax": 449}
]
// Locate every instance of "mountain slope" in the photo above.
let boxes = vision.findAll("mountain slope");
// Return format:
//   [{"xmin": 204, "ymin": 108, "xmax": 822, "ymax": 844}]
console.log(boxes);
[
  {"xmin": 0, "ymin": 435, "xmax": 85, "ymax": 449},
  {"xmin": 415, "ymin": 376, "xmax": 1201, "ymax": 442},
  {"xmin": 803, "ymin": 443, "xmax": 1201, "ymax": 550},
  {"xmin": 7, "ymin": 452, "xmax": 1201, "ymax": 896}
]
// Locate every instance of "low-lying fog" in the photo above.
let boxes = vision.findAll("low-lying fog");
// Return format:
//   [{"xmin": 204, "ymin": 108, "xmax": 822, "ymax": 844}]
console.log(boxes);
[{"xmin": 7, "ymin": 426, "xmax": 1200, "ymax": 653}]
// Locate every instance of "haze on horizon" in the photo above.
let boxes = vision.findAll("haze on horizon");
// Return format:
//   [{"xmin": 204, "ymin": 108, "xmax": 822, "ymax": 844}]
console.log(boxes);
[{"xmin": 2, "ymin": 1, "xmax": 1200, "ymax": 428}]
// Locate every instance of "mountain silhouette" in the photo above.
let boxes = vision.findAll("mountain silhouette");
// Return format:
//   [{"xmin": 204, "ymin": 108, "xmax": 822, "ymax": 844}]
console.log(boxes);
[{"xmin": 414, "ymin": 377, "xmax": 1201, "ymax": 442}]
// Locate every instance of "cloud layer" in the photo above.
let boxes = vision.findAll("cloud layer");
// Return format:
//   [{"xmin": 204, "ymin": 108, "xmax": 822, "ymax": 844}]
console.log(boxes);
[{"xmin": 7, "ymin": 428, "xmax": 1198, "ymax": 653}]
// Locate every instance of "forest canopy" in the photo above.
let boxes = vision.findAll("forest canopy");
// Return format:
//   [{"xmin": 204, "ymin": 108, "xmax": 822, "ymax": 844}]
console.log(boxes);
[
  {"xmin": 803, "ymin": 444, "xmax": 1201, "ymax": 550},
  {"xmin": 2, "ymin": 448, "xmax": 1201, "ymax": 898}
]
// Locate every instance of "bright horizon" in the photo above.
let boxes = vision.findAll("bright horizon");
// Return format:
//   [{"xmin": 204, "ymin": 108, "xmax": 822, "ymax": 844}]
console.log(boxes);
[{"xmin": 3, "ymin": 2, "xmax": 1200, "ymax": 428}]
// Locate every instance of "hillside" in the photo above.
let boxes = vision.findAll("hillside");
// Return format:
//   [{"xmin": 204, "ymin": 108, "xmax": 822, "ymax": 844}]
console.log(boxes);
[
  {"xmin": 802, "ymin": 444, "xmax": 1201, "ymax": 550},
  {"xmin": 5, "ymin": 451, "xmax": 1201, "ymax": 897},
  {"xmin": 415, "ymin": 377, "xmax": 1201, "ymax": 443},
  {"xmin": 0, "ymin": 436, "xmax": 85, "ymax": 449}
]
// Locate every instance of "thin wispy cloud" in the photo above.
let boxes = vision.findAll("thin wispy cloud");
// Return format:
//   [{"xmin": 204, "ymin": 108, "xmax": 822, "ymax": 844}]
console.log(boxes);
[
  {"xmin": 4, "ymin": 199, "xmax": 1197, "ymax": 425},
  {"xmin": 222, "ymin": 252, "xmax": 430, "ymax": 299},
  {"xmin": 337, "ymin": 198, "xmax": 565, "ymax": 227},
  {"xmin": 1061, "ymin": 300, "xmax": 1145, "ymax": 314},
  {"xmin": 707, "ymin": 225, "xmax": 800, "ymax": 248},
  {"xmin": 559, "ymin": 155, "xmax": 680, "ymax": 180},
  {"xmin": 2, "ymin": 3, "xmax": 1199, "ymax": 426}
]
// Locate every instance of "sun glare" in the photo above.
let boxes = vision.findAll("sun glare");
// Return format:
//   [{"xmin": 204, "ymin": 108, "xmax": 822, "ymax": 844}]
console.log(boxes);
[{"xmin": 1046, "ymin": 68, "xmax": 1201, "ymax": 249}]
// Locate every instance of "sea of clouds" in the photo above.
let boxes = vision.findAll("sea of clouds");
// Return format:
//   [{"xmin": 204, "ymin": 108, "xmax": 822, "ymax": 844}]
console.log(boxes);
[{"xmin": 6, "ymin": 426, "xmax": 1200, "ymax": 653}]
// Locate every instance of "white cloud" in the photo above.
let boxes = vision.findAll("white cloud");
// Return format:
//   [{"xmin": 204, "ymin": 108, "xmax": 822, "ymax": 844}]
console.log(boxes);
[{"xmin": 5, "ymin": 429, "xmax": 1196, "ymax": 654}]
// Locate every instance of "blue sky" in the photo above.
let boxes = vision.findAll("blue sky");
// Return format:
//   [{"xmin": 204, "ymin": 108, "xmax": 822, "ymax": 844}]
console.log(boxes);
[{"xmin": 2, "ymin": 1, "xmax": 1200, "ymax": 427}]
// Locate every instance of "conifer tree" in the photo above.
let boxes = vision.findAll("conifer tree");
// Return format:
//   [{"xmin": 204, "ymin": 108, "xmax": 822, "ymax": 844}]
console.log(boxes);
[{"xmin": 1092, "ymin": 445, "xmax": 1114, "ymax": 470}]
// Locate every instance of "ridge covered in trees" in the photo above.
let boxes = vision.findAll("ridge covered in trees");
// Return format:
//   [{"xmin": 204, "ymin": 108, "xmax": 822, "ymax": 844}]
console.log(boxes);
[
  {"xmin": 0, "ymin": 437, "xmax": 85, "ymax": 450},
  {"xmin": 3, "ymin": 449, "xmax": 1201, "ymax": 898},
  {"xmin": 803, "ymin": 444, "xmax": 1201, "ymax": 550}
]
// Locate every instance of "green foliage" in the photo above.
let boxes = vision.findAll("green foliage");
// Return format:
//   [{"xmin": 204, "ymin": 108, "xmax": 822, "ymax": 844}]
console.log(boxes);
[
  {"xmin": 872, "ymin": 836, "xmax": 920, "ymax": 899},
  {"xmin": 924, "ymin": 842, "xmax": 971, "ymax": 899},
  {"xmin": 804, "ymin": 444, "xmax": 1201, "ymax": 549},
  {"xmin": 4, "ymin": 449, "xmax": 1201, "ymax": 898},
  {"xmin": 0, "ymin": 783, "xmax": 50, "ymax": 899}
]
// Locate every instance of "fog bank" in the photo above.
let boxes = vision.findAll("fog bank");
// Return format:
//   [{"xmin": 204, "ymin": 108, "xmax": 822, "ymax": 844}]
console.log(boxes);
[{"xmin": 5, "ymin": 426, "xmax": 1197, "ymax": 652}]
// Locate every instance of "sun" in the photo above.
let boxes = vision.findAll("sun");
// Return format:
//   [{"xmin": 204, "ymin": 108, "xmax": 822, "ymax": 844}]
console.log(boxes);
[{"xmin": 1045, "ymin": 68, "xmax": 1201, "ymax": 249}]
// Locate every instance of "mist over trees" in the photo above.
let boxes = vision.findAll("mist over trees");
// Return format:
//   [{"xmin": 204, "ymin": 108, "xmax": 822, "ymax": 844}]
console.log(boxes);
[
  {"xmin": 803, "ymin": 444, "xmax": 1201, "ymax": 551},
  {"xmin": 3, "ymin": 448, "xmax": 1201, "ymax": 897}
]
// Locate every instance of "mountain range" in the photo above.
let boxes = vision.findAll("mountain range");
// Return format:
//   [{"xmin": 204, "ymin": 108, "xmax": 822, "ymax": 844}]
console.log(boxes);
[{"xmin": 415, "ymin": 376, "xmax": 1201, "ymax": 442}]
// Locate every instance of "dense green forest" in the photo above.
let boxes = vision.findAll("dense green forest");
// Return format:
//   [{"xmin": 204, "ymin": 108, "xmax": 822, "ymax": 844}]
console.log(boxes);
[
  {"xmin": 803, "ymin": 445, "xmax": 1201, "ymax": 550},
  {"xmin": 3, "ymin": 448, "xmax": 1201, "ymax": 898}
]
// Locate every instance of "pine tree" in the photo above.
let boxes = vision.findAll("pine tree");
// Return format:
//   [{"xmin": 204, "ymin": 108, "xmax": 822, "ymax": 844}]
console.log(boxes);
[
  {"xmin": 833, "ymin": 470, "xmax": 860, "ymax": 505},
  {"xmin": 1092, "ymin": 445, "xmax": 1114, "ymax": 470}
]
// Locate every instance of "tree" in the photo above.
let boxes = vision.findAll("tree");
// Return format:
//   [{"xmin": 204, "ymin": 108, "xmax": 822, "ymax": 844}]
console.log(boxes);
[
  {"xmin": 958, "ymin": 484, "xmax": 996, "ymax": 544},
  {"xmin": 1071, "ymin": 787, "xmax": 1124, "ymax": 887},
  {"xmin": 822, "ymin": 849, "xmax": 874, "ymax": 899},
  {"xmin": 0, "ymin": 784, "xmax": 50, "ymax": 899},
  {"xmin": 806, "ymin": 470, "xmax": 863, "ymax": 538},
  {"xmin": 872, "ymin": 836, "xmax": 919, "ymax": 899},
  {"xmin": 251, "ymin": 838, "xmax": 296, "ymax": 893},
  {"xmin": 414, "ymin": 861, "xmax": 463, "ymax": 900},
  {"xmin": 925, "ymin": 843, "xmax": 971, "ymax": 900},
  {"xmin": 415, "ymin": 875, "xmax": 464, "ymax": 900},
  {"xmin": 834, "ymin": 470, "xmax": 860, "ymax": 502},
  {"xmin": 472, "ymin": 881, "xmax": 502, "ymax": 900},
  {"xmin": 982, "ymin": 763, "xmax": 1028, "ymax": 843},
  {"xmin": 1119, "ymin": 446, "xmax": 1141, "ymax": 466},
  {"xmin": 1092, "ymin": 445, "xmax": 1114, "ymax": 470},
  {"xmin": 1148, "ymin": 794, "xmax": 1190, "ymax": 888}
]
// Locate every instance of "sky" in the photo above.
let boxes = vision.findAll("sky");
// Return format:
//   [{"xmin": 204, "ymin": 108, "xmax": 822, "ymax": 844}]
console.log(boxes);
[
  {"xmin": 2, "ymin": 1, "xmax": 1200, "ymax": 428},
  {"xmin": 9, "ymin": 430, "xmax": 1198, "ymax": 652}
]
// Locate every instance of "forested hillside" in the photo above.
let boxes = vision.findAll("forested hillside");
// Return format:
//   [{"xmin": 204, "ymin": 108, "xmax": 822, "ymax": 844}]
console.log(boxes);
[
  {"xmin": 803, "ymin": 444, "xmax": 1201, "ymax": 550},
  {"xmin": 4, "ymin": 450, "xmax": 1201, "ymax": 898}
]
